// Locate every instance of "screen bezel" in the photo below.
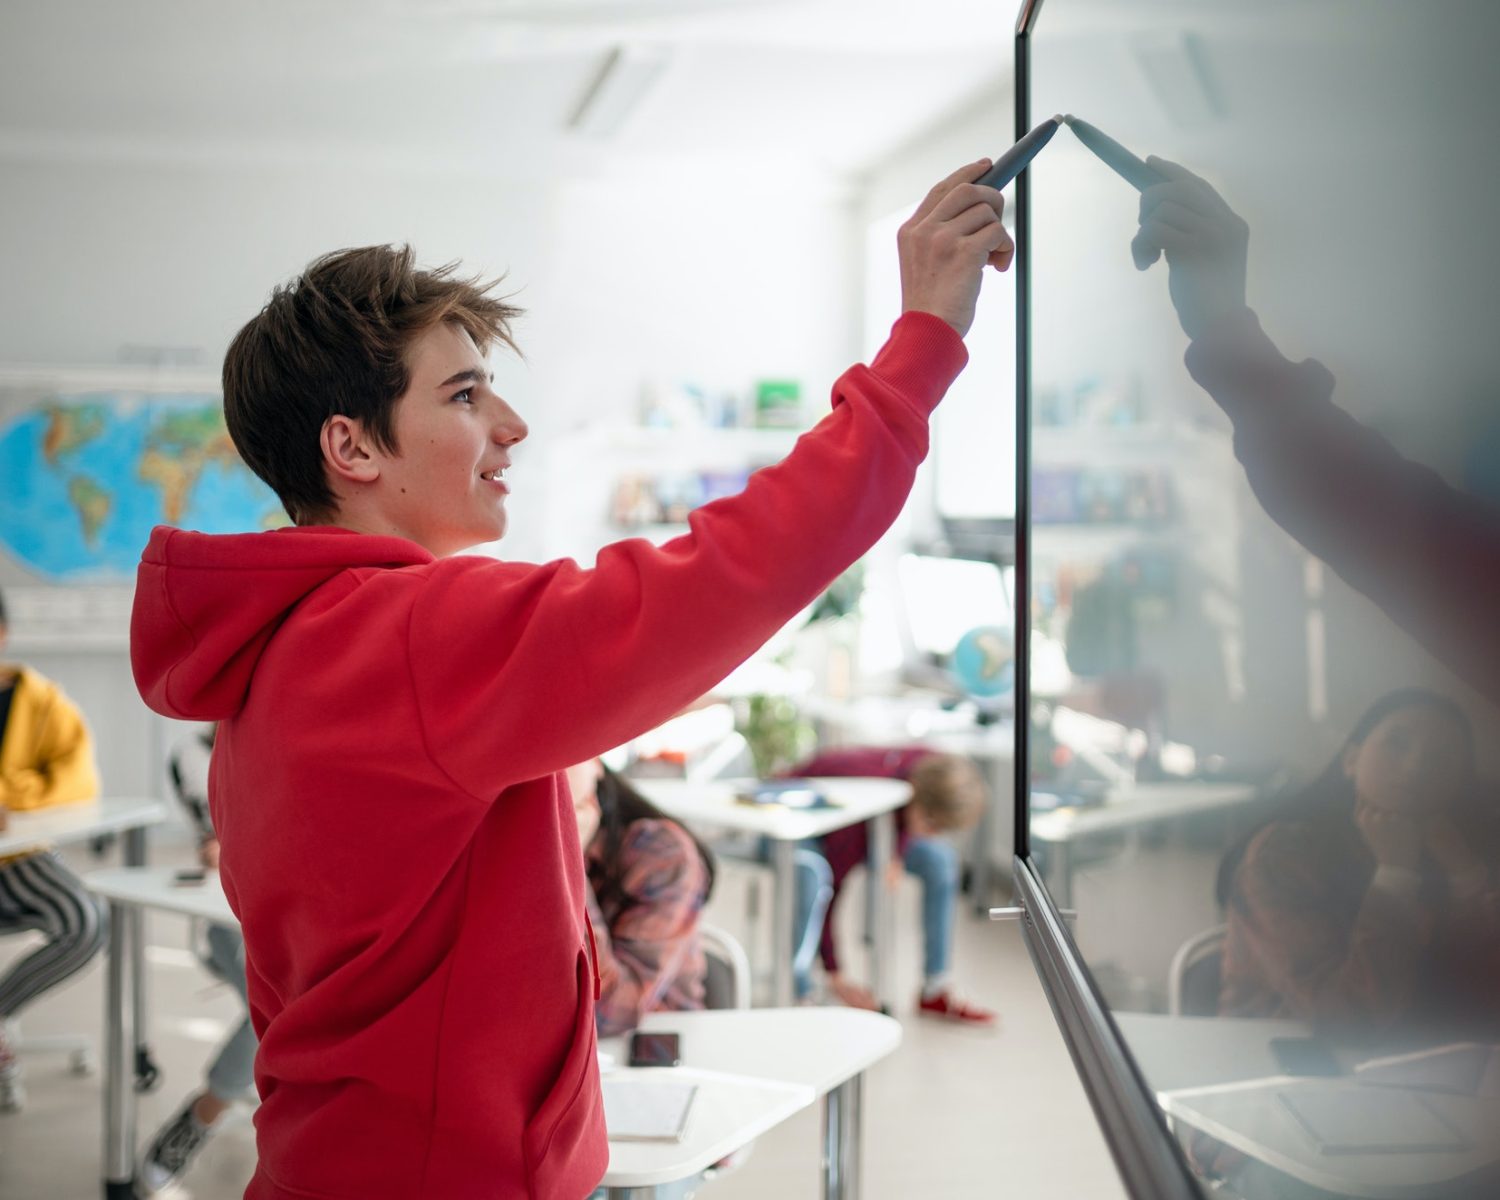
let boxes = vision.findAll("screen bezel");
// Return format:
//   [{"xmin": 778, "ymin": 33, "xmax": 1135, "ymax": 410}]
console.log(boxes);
[{"xmin": 1011, "ymin": 2, "xmax": 1206, "ymax": 1196}]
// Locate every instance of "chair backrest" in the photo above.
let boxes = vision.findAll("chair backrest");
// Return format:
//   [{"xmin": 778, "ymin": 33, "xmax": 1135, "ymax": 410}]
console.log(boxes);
[
  {"xmin": 699, "ymin": 922, "xmax": 751, "ymax": 1011},
  {"xmin": 1168, "ymin": 924, "xmax": 1228, "ymax": 1017}
]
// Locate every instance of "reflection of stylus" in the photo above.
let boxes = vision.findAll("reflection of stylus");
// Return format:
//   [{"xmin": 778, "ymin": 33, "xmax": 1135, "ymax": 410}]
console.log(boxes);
[
  {"xmin": 976, "ymin": 116, "xmax": 1063, "ymax": 190},
  {"xmin": 1062, "ymin": 114, "xmax": 1166, "ymax": 192}
]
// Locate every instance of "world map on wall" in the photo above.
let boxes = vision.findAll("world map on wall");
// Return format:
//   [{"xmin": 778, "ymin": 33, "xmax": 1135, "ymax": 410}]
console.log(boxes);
[{"xmin": 0, "ymin": 394, "xmax": 287, "ymax": 583}]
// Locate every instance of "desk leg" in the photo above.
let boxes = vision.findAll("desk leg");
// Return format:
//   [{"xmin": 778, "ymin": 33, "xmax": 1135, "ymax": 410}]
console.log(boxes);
[
  {"xmin": 821, "ymin": 1073, "xmax": 864, "ymax": 1199},
  {"xmin": 103, "ymin": 899, "xmax": 136, "ymax": 1199},
  {"xmin": 771, "ymin": 839, "xmax": 795, "ymax": 1007},
  {"xmin": 123, "ymin": 827, "xmax": 160, "ymax": 1093},
  {"xmin": 867, "ymin": 813, "xmax": 894, "ymax": 1014}
]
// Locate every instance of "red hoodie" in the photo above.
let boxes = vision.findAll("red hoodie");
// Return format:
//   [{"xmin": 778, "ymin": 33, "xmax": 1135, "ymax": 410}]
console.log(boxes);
[{"xmin": 129, "ymin": 312, "xmax": 965, "ymax": 1200}]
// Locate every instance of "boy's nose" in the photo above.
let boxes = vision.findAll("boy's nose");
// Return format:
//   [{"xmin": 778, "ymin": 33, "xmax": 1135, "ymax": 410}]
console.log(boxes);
[{"xmin": 494, "ymin": 406, "xmax": 528, "ymax": 446}]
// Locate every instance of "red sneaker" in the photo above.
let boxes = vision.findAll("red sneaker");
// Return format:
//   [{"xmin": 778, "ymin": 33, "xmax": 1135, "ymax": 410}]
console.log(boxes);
[{"xmin": 917, "ymin": 990, "xmax": 997, "ymax": 1027}]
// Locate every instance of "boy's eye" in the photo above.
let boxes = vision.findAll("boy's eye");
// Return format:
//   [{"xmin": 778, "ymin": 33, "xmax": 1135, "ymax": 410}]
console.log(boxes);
[{"xmin": 453, "ymin": 389, "xmax": 474, "ymax": 405}]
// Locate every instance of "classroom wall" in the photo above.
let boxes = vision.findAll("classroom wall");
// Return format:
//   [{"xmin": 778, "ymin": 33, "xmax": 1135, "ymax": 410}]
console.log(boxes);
[{"xmin": 0, "ymin": 150, "xmax": 865, "ymax": 801}]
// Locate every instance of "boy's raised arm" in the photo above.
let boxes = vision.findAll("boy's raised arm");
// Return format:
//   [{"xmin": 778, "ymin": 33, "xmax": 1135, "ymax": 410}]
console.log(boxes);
[{"xmin": 408, "ymin": 162, "xmax": 1013, "ymax": 798}]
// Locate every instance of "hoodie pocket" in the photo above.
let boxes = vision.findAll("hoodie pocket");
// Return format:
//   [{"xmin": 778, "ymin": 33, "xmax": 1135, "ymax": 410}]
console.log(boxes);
[{"xmin": 523, "ymin": 947, "xmax": 606, "ymax": 1197}]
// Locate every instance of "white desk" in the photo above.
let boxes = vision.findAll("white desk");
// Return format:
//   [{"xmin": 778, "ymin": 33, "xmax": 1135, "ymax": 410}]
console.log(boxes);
[
  {"xmin": 83, "ymin": 870, "xmax": 902, "ymax": 1200},
  {"xmin": 599, "ymin": 1007, "xmax": 902, "ymax": 1199},
  {"xmin": 5, "ymin": 801, "xmax": 167, "ymax": 1200},
  {"xmin": 630, "ymin": 777, "xmax": 909, "ymax": 1008},
  {"xmin": 1162, "ymin": 1076, "xmax": 1500, "ymax": 1199},
  {"xmin": 1115, "ymin": 1012, "xmax": 1500, "ymax": 1198},
  {"xmin": 1030, "ymin": 781, "xmax": 1262, "ymax": 906},
  {"xmin": 797, "ymin": 693, "xmax": 1016, "ymax": 914},
  {"xmin": 87, "ymin": 865, "xmax": 232, "ymax": 1200},
  {"xmin": 0, "ymin": 795, "xmax": 166, "ymax": 858}
]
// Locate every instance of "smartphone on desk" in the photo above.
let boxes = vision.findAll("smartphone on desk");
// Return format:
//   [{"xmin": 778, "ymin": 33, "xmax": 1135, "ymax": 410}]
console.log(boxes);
[
  {"xmin": 628, "ymin": 1031, "xmax": 681, "ymax": 1068},
  {"xmin": 1271, "ymin": 1036, "xmax": 1343, "ymax": 1078}
]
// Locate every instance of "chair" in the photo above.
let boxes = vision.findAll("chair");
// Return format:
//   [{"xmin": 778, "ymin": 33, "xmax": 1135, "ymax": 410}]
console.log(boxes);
[
  {"xmin": 700, "ymin": 923, "xmax": 751, "ymax": 1011},
  {"xmin": 1168, "ymin": 924, "xmax": 1227, "ymax": 1017}
]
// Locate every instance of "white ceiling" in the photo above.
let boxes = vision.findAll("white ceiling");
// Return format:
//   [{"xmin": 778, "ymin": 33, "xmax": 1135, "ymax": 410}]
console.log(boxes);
[{"xmin": 0, "ymin": 0, "xmax": 1018, "ymax": 179}]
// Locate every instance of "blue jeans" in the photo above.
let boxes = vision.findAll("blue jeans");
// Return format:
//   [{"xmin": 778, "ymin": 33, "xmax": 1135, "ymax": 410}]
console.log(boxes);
[
  {"xmin": 792, "ymin": 835, "xmax": 958, "ymax": 995},
  {"xmin": 903, "ymin": 836, "xmax": 958, "ymax": 981},
  {"xmin": 200, "ymin": 923, "xmax": 256, "ymax": 1103}
]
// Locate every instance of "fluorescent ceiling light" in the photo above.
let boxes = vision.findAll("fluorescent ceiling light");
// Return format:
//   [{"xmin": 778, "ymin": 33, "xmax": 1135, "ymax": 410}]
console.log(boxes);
[{"xmin": 568, "ymin": 45, "xmax": 671, "ymax": 139}]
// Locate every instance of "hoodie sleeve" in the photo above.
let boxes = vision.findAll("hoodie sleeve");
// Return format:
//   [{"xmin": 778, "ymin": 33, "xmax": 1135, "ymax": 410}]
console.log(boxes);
[
  {"xmin": 407, "ymin": 313, "xmax": 966, "ymax": 799},
  {"xmin": 1185, "ymin": 308, "xmax": 1500, "ymax": 705}
]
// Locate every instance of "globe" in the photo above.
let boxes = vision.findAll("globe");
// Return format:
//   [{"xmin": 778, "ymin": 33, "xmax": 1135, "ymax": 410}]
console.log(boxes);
[{"xmin": 952, "ymin": 624, "xmax": 1015, "ymax": 699}]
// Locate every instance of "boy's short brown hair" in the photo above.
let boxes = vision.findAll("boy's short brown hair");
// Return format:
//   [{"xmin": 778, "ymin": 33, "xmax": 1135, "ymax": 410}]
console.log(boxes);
[
  {"xmin": 223, "ymin": 245, "xmax": 522, "ymax": 524},
  {"xmin": 908, "ymin": 753, "xmax": 986, "ymax": 832}
]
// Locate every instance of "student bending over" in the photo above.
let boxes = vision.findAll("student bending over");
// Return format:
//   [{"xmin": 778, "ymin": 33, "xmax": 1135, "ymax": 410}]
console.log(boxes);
[
  {"xmin": 791, "ymin": 746, "xmax": 996, "ymax": 1025},
  {"xmin": 567, "ymin": 760, "xmax": 715, "ymax": 1037}
]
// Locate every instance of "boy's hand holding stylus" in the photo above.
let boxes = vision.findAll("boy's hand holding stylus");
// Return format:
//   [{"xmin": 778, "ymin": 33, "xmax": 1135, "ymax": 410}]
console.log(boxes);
[
  {"xmin": 899, "ymin": 159, "xmax": 1014, "ymax": 338},
  {"xmin": 1131, "ymin": 156, "xmax": 1250, "ymax": 341}
]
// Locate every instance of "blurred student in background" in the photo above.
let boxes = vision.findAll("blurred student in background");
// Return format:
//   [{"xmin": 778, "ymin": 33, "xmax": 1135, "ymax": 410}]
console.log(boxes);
[
  {"xmin": 1217, "ymin": 689, "xmax": 1500, "ymax": 1036},
  {"xmin": 567, "ymin": 759, "xmax": 716, "ymax": 1037},
  {"xmin": 788, "ymin": 746, "xmax": 996, "ymax": 1025},
  {"xmin": 139, "ymin": 723, "xmax": 258, "ymax": 1194},
  {"xmin": 0, "ymin": 586, "xmax": 107, "ymax": 1113}
]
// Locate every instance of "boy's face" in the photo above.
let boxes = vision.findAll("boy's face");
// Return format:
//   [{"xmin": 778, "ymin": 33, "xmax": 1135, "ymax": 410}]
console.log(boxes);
[{"xmin": 369, "ymin": 322, "xmax": 528, "ymax": 556}]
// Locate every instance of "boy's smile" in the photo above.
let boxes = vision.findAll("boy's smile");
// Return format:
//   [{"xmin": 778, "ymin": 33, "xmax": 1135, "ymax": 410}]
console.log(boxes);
[{"xmin": 334, "ymin": 321, "xmax": 528, "ymax": 556}]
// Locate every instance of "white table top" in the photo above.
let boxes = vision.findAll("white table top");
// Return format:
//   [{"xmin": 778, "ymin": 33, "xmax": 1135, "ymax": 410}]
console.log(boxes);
[
  {"xmin": 1030, "ymin": 780, "xmax": 1260, "ymax": 844},
  {"xmin": 85, "ymin": 865, "xmax": 236, "ymax": 924},
  {"xmin": 630, "ymin": 776, "xmax": 909, "ymax": 840},
  {"xmin": 1116, "ymin": 1012, "xmax": 1500, "ymax": 1198},
  {"xmin": 599, "ymin": 1007, "xmax": 901, "ymax": 1188},
  {"xmin": 1161, "ymin": 1075, "xmax": 1500, "ymax": 1199},
  {"xmin": 0, "ymin": 796, "xmax": 167, "ymax": 858},
  {"xmin": 598, "ymin": 1067, "xmax": 813, "ymax": 1187}
]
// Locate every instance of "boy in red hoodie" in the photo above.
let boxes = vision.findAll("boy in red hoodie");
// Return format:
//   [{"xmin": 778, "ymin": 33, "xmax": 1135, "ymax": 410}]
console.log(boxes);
[{"xmin": 129, "ymin": 159, "xmax": 1011, "ymax": 1200}]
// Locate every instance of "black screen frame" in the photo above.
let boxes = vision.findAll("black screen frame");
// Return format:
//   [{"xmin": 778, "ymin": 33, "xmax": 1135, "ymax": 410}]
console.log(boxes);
[{"xmin": 1010, "ymin": 3, "xmax": 1207, "ymax": 1196}]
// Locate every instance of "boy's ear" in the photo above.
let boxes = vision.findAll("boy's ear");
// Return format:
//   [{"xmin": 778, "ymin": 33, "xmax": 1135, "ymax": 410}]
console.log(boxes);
[{"xmin": 320, "ymin": 414, "xmax": 382, "ymax": 487}]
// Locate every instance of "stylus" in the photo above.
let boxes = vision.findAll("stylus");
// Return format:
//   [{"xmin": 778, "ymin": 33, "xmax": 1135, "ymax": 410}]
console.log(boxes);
[
  {"xmin": 976, "ymin": 116, "xmax": 1064, "ymax": 191},
  {"xmin": 1062, "ymin": 114, "xmax": 1167, "ymax": 192}
]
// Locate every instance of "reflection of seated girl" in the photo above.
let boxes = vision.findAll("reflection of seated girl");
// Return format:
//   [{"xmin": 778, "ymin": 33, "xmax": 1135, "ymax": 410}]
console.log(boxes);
[
  {"xmin": 566, "ymin": 760, "xmax": 716, "ymax": 1037},
  {"xmin": 1218, "ymin": 689, "xmax": 1500, "ymax": 1035}
]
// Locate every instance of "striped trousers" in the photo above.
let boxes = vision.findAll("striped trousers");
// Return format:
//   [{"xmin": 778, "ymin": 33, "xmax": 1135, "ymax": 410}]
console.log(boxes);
[{"xmin": 0, "ymin": 851, "xmax": 108, "ymax": 1018}]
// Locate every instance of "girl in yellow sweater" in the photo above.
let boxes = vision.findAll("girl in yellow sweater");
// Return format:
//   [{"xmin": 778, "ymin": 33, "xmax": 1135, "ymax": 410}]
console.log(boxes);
[{"xmin": 0, "ymin": 588, "xmax": 107, "ymax": 1112}]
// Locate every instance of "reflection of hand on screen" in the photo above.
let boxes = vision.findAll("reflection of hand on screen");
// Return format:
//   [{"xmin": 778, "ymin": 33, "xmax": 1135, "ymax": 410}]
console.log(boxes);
[{"xmin": 1131, "ymin": 157, "xmax": 1249, "ymax": 341}]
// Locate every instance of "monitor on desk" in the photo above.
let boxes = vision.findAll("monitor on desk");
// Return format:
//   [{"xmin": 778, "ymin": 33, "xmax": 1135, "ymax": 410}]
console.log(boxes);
[{"xmin": 894, "ymin": 552, "xmax": 1013, "ymax": 688}]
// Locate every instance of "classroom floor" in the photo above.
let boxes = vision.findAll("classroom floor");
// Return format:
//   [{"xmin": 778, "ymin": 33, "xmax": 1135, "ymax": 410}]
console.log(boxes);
[{"xmin": 0, "ymin": 838, "xmax": 1127, "ymax": 1200}]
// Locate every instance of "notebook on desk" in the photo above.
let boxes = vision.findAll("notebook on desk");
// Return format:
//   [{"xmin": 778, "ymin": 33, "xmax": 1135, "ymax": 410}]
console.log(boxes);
[
  {"xmin": 734, "ymin": 779, "xmax": 835, "ymax": 809},
  {"xmin": 1277, "ymin": 1087, "xmax": 1470, "ymax": 1155},
  {"xmin": 602, "ymin": 1079, "xmax": 698, "ymax": 1143}
]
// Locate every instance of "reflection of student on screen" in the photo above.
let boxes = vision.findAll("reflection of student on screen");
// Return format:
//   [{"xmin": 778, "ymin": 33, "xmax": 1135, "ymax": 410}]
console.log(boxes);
[
  {"xmin": 1216, "ymin": 690, "xmax": 1500, "ymax": 1034},
  {"xmin": 1133, "ymin": 158, "xmax": 1500, "ymax": 708}
]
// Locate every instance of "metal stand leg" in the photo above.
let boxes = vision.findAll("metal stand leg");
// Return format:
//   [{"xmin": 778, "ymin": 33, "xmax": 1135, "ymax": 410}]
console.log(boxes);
[
  {"xmin": 867, "ymin": 814, "xmax": 895, "ymax": 1014},
  {"xmin": 771, "ymin": 839, "xmax": 795, "ymax": 1007},
  {"xmin": 969, "ymin": 764, "xmax": 994, "ymax": 915},
  {"xmin": 1050, "ymin": 840, "xmax": 1074, "ymax": 909},
  {"xmin": 103, "ymin": 899, "xmax": 136, "ymax": 1199},
  {"xmin": 822, "ymin": 1073, "xmax": 864, "ymax": 1199}
]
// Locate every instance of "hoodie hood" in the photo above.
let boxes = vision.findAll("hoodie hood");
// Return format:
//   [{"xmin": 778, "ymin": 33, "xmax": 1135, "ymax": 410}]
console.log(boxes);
[{"xmin": 131, "ymin": 525, "xmax": 431, "ymax": 721}]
